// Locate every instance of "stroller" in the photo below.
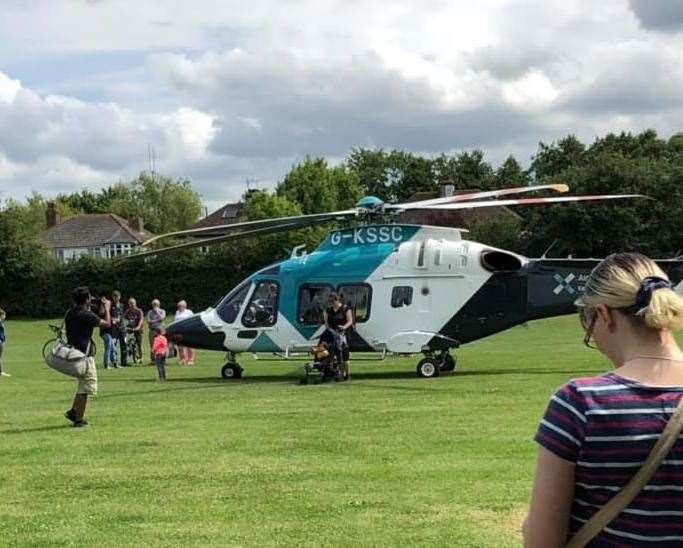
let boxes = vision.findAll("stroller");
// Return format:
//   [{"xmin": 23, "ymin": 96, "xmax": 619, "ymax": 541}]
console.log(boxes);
[{"xmin": 301, "ymin": 329, "xmax": 347, "ymax": 384}]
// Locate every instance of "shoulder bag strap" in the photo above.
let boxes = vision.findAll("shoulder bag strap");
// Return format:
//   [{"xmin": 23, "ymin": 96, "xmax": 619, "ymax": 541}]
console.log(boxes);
[{"xmin": 566, "ymin": 393, "xmax": 683, "ymax": 548}]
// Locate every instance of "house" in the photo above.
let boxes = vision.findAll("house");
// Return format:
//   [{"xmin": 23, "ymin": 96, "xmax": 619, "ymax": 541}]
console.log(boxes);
[
  {"xmin": 42, "ymin": 202, "xmax": 153, "ymax": 262},
  {"xmin": 189, "ymin": 201, "xmax": 245, "ymax": 237},
  {"xmin": 398, "ymin": 184, "xmax": 521, "ymax": 230}
]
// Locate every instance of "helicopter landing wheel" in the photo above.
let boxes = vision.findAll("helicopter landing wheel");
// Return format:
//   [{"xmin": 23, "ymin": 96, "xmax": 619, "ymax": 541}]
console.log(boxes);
[
  {"xmin": 416, "ymin": 357, "xmax": 440, "ymax": 378},
  {"xmin": 221, "ymin": 363, "xmax": 243, "ymax": 379},
  {"xmin": 439, "ymin": 352, "xmax": 457, "ymax": 372}
]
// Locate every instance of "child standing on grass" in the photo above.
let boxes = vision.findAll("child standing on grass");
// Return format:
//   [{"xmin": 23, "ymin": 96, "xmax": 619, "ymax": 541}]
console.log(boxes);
[
  {"xmin": 0, "ymin": 307, "xmax": 9, "ymax": 377},
  {"xmin": 152, "ymin": 327, "xmax": 168, "ymax": 382}
]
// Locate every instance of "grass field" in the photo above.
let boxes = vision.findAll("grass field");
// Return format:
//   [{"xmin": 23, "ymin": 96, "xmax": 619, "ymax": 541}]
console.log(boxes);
[{"xmin": 0, "ymin": 316, "xmax": 653, "ymax": 547}]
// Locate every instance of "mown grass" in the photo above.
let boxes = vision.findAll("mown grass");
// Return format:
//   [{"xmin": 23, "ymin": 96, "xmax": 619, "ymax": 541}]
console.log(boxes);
[{"xmin": 0, "ymin": 316, "xmax": 632, "ymax": 547}]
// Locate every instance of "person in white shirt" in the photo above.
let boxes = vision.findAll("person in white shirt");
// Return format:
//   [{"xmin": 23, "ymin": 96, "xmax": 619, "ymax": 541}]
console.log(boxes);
[{"xmin": 174, "ymin": 300, "xmax": 195, "ymax": 365}]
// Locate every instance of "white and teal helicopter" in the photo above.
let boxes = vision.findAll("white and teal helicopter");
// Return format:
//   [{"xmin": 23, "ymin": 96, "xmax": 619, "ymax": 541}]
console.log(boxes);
[{"xmin": 131, "ymin": 185, "xmax": 683, "ymax": 379}]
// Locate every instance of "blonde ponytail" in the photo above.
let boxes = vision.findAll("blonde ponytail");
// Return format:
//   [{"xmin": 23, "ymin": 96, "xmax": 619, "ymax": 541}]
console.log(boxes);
[{"xmin": 639, "ymin": 287, "xmax": 683, "ymax": 331}]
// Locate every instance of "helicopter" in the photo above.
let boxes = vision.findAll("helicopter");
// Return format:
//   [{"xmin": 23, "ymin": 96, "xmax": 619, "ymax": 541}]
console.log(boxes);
[{"xmin": 128, "ymin": 184, "xmax": 683, "ymax": 379}]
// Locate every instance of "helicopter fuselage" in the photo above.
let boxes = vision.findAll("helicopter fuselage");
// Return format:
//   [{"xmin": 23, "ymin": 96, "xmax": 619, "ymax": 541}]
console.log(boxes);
[{"xmin": 166, "ymin": 223, "xmax": 683, "ymax": 369}]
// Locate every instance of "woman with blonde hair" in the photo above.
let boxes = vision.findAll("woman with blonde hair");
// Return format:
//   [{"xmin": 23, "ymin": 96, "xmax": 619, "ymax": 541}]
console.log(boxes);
[{"xmin": 525, "ymin": 252, "xmax": 683, "ymax": 547}]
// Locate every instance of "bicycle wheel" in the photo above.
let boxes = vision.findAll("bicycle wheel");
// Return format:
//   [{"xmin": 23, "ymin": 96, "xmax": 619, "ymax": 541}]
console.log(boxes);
[{"xmin": 42, "ymin": 338, "xmax": 59, "ymax": 360}]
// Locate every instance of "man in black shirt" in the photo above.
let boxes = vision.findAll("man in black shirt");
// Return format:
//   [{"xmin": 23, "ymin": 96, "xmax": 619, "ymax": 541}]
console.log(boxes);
[{"xmin": 64, "ymin": 286, "xmax": 111, "ymax": 427}]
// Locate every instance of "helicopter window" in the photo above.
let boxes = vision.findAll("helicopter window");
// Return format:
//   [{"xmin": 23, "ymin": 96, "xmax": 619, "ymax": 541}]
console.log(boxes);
[
  {"xmin": 391, "ymin": 286, "xmax": 413, "ymax": 308},
  {"xmin": 337, "ymin": 284, "xmax": 372, "ymax": 323},
  {"xmin": 298, "ymin": 284, "xmax": 333, "ymax": 325},
  {"xmin": 242, "ymin": 281, "xmax": 279, "ymax": 328},
  {"xmin": 216, "ymin": 282, "xmax": 251, "ymax": 324}
]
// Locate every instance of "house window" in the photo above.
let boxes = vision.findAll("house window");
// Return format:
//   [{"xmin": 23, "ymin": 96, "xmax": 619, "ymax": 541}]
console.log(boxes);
[
  {"xmin": 391, "ymin": 286, "xmax": 413, "ymax": 308},
  {"xmin": 298, "ymin": 284, "xmax": 334, "ymax": 325},
  {"xmin": 337, "ymin": 284, "xmax": 372, "ymax": 323},
  {"xmin": 107, "ymin": 243, "xmax": 133, "ymax": 257}
]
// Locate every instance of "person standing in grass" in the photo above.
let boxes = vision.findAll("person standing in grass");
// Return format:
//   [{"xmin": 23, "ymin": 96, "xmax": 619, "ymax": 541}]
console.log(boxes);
[
  {"xmin": 174, "ymin": 300, "xmax": 195, "ymax": 365},
  {"xmin": 111, "ymin": 290, "xmax": 126, "ymax": 367},
  {"xmin": 0, "ymin": 307, "xmax": 9, "ymax": 377},
  {"xmin": 97, "ymin": 298, "xmax": 117, "ymax": 369},
  {"xmin": 152, "ymin": 327, "xmax": 169, "ymax": 381},
  {"xmin": 146, "ymin": 299, "xmax": 166, "ymax": 364},
  {"xmin": 525, "ymin": 253, "xmax": 683, "ymax": 547},
  {"xmin": 124, "ymin": 297, "xmax": 144, "ymax": 365},
  {"xmin": 63, "ymin": 287, "xmax": 111, "ymax": 428}
]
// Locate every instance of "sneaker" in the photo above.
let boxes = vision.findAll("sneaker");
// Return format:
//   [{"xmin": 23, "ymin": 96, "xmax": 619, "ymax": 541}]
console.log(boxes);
[
  {"xmin": 64, "ymin": 409, "xmax": 77, "ymax": 423},
  {"xmin": 0, "ymin": 372, "xmax": 10, "ymax": 377},
  {"xmin": 187, "ymin": 362, "xmax": 195, "ymax": 366},
  {"xmin": 72, "ymin": 420, "xmax": 89, "ymax": 428}
]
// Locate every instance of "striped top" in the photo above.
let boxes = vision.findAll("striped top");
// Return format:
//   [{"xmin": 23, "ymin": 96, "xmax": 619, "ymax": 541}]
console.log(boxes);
[{"xmin": 536, "ymin": 373, "xmax": 683, "ymax": 546}]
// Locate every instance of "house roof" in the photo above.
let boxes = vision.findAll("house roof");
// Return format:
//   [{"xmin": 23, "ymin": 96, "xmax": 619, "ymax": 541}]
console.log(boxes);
[
  {"xmin": 42, "ymin": 214, "xmax": 153, "ymax": 249},
  {"xmin": 191, "ymin": 202, "xmax": 244, "ymax": 230}
]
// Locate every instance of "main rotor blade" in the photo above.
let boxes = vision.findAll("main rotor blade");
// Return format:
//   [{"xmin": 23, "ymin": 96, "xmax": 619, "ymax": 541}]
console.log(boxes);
[
  {"xmin": 119, "ymin": 221, "xmax": 314, "ymax": 261},
  {"xmin": 142, "ymin": 209, "xmax": 357, "ymax": 246},
  {"xmin": 409, "ymin": 194, "xmax": 647, "ymax": 210},
  {"xmin": 391, "ymin": 183, "xmax": 569, "ymax": 210}
]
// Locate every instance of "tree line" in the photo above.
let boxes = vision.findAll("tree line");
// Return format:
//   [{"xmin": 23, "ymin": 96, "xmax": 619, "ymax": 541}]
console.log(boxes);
[{"xmin": 1, "ymin": 129, "xmax": 682, "ymax": 316}]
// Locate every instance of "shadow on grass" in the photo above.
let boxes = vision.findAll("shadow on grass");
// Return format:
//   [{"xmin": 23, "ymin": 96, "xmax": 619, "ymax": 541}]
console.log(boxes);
[
  {"xmin": 92, "ymin": 367, "xmax": 602, "ymax": 400},
  {"xmin": 2, "ymin": 424, "xmax": 71, "ymax": 435}
]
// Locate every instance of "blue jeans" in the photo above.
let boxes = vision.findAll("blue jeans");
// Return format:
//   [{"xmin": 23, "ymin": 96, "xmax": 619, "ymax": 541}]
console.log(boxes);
[
  {"xmin": 155, "ymin": 355, "xmax": 167, "ymax": 380},
  {"xmin": 101, "ymin": 333, "xmax": 116, "ymax": 368}
]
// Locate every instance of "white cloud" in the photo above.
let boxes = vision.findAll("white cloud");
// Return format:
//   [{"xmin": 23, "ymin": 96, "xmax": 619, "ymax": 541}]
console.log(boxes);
[
  {"xmin": 1, "ymin": 0, "xmax": 682, "ymax": 210},
  {"xmin": 503, "ymin": 71, "xmax": 559, "ymax": 111},
  {"xmin": 0, "ymin": 72, "xmax": 20, "ymax": 103}
]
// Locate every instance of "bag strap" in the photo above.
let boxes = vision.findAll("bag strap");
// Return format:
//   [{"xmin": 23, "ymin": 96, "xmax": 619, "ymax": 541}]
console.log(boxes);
[{"xmin": 566, "ymin": 393, "xmax": 683, "ymax": 548}]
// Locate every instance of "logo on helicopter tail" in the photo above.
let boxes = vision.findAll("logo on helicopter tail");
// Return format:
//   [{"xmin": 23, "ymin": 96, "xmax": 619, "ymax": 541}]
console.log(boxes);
[
  {"xmin": 553, "ymin": 273, "xmax": 576, "ymax": 295},
  {"xmin": 330, "ymin": 226, "xmax": 404, "ymax": 246},
  {"xmin": 553, "ymin": 273, "xmax": 590, "ymax": 295}
]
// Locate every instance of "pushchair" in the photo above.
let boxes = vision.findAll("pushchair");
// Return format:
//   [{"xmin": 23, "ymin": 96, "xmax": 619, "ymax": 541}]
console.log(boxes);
[{"xmin": 301, "ymin": 329, "xmax": 346, "ymax": 384}]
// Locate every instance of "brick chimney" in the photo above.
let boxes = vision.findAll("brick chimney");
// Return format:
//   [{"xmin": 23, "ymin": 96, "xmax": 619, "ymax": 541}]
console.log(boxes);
[
  {"xmin": 46, "ymin": 201, "xmax": 60, "ymax": 228},
  {"xmin": 128, "ymin": 216, "xmax": 144, "ymax": 232}
]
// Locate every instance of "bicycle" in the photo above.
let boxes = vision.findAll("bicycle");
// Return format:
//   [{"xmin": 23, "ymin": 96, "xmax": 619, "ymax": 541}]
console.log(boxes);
[{"xmin": 42, "ymin": 323, "xmax": 97, "ymax": 360}]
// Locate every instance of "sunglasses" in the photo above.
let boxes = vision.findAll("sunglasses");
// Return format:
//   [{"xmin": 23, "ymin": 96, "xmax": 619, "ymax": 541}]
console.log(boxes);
[{"xmin": 578, "ymin": 307, "xmax": 598, "ymax": 349}]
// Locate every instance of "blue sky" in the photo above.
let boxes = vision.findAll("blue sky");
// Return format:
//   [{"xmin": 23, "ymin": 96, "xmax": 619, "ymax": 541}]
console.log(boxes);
[{"xmin": 1, "ymin": 0, "xmax": 682, "ymax": 212}]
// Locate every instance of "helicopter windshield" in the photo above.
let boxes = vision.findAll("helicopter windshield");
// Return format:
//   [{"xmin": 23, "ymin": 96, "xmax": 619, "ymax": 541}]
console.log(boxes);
[{"xmin": 216, "ymin": 281, "xmax": 251, "ymax": 324}]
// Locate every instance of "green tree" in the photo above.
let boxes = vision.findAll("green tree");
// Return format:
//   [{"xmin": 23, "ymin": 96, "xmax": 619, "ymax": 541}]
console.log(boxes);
[
  {"xmin": 277, "ymin": 157, "xmax": 363, "ymax": 214},
  {"xmin": 522, "ymin": 130, "xmax": 683, "ymax": 257},
  {"xmin": 118, "ymin": 172, "xmax": 203, "ymax": 234},
  {"xmin": 494, "ymin": 156, "xmax": 529, "ymax": 188},
  {"xmin": 346, "ymin": 148, "xmax": 437, "ymax": 202}
]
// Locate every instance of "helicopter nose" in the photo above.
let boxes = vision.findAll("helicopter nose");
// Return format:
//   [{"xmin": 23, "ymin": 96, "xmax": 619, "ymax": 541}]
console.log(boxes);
[{"xmin": 166, "ymin": 316, "xmax": 226, "ymax": 351}]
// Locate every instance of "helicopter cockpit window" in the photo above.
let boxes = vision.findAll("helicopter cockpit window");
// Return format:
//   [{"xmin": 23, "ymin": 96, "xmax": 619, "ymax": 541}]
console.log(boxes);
[
  {"xmin": 298, "ymin": 284, "xmax": 333, "ymax": 325},
  {"xmin": 216, "ymin": 282, "xmax": 250, "ymax": 324},
  {"xmin": 391, "ymin": 286, "xmax": 413, "ymax": 308},
  {"xmin": 338, "ymin": 284, "xmax": 372, "ymax": 323},
  {"xmin": 242, "ymin": 281, "xmax": 279, "ymax": 328}
]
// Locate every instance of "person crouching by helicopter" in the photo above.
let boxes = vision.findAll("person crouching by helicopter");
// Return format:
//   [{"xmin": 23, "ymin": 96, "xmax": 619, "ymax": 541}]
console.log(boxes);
[{"xmin": 322, "ymin": 292, "xmax": 353, "ymax": 381}]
